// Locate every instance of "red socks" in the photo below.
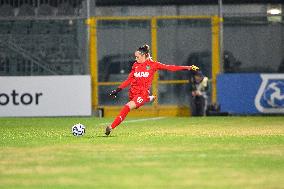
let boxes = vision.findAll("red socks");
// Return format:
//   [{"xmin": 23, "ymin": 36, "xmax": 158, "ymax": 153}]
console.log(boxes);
[{"xmin": 111, "ymin": 105, "xmax": 130, "ymax": 129}]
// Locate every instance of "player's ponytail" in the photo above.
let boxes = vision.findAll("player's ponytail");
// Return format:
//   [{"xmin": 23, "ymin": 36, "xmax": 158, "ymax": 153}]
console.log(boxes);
[{"xmin": 137, "ymin": 44, "xmax": 150, "ymax": 58}]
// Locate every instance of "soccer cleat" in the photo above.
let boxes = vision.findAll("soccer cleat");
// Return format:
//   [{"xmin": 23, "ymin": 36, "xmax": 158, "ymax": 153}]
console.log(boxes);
[{"xmin": 105, "ymin": 125, "xmax": 112, "ymax": 136}]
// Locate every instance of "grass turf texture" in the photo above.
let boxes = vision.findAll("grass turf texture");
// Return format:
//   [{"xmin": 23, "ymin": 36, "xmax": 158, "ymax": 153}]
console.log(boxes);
[{"xmin": 0, "ymin": 116, "xmax": 283, "ymax": 189}]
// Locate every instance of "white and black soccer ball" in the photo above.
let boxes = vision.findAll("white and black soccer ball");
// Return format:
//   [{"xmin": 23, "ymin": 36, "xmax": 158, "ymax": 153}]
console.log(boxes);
[{"xmin": 71, "ymin": 123, "xmax": 86, "ymax": 136}]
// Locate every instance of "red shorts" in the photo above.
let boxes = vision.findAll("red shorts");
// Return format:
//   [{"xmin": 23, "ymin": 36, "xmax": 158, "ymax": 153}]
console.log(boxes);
[
  {"xmin": 129, "ymin": 91, "xmax": 150, "ymax": 109},
  {"xmin": 131, "ymin": 95, "xmax": 150, "ymax": 108}
]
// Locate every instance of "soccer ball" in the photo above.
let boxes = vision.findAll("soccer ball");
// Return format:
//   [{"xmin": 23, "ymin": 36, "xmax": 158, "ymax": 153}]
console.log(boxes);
[
  {"xmin": 71, "ymin": 123, "xmax": 86, "ymax": 136},
  {"xmin": 263, "ymin": 81, "xmax": 284, "ymax": 108}
]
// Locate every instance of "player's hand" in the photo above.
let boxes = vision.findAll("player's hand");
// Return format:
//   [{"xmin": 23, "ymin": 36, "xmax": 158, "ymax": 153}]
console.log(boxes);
[
  {"xmin": 109, "ymin": 90, "xmax": 118, "ymax": 98},
  {"xmin": 190, "ymin": 65, "xmax": 199, "ymax": 71},
  {"xmin": 109, "ymin": 88, "xmax": 122, "ymax": 98}
]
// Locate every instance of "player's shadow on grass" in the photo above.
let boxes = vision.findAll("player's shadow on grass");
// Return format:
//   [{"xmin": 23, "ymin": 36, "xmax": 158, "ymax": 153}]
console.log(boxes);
[
  {"xmin": 67, "ymin": 135, "xmax": 117, "ymax": 138},
  {"xmin": 96, "ymin": 135, "xmax": 117, "ymax": 138}
]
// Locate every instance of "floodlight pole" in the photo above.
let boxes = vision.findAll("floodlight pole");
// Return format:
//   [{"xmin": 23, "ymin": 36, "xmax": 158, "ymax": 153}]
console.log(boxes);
[
  {"xmin": 86, "ymin": 0, "xmax": 91, "ymax": 72},
  {"xmin": 87, "ymin": 0, "xmax": 91, "ymax": 19},
  {"xmin": 218, "ymin": 0, "xmax": 224, "ymax": 73}
]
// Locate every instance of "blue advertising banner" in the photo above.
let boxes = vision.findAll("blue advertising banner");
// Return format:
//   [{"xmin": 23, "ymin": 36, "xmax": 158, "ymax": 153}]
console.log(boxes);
[{"xmin": 217, "ymin": 74, "xmax": 284, "ymax": 114}]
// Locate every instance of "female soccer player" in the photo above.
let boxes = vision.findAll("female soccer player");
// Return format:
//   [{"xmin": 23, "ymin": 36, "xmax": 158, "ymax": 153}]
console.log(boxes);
[{"xmin": 106, "ymin": 44, "xmax": 199, "ymax": 135}]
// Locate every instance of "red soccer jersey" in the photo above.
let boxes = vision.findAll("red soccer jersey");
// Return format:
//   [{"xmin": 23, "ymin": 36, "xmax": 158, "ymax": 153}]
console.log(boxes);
[{"xmin": 118, "ymin": 59, "xmax": 190, "ymax": 97}]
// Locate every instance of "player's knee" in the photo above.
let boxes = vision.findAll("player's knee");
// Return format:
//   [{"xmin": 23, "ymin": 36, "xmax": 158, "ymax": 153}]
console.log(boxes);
[{"xmin": 126, "ymin": 101, "xmax": 136, "ymax": 110}]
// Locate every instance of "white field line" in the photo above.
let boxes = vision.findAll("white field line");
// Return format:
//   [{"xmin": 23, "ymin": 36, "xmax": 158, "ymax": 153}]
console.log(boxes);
[{"xmin": 98, "ymin": 117, "xmax": 166, "ymax": 126}]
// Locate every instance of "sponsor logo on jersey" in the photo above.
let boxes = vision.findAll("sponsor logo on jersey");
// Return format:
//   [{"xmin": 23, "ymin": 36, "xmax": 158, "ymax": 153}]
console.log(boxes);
[
  {"xmin": 134, "ymin": 72, "xmax": 149, "ymax": 78},
  {"xmin": 255, "ymin": 74, "xmax": 284, "ymax": 113}
]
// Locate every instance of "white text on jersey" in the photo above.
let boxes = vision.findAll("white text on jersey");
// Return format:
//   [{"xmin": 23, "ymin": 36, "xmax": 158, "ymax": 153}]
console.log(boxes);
[{"xmin": 134, "ymin": 72, "xmax": 149, "ymax": 78}]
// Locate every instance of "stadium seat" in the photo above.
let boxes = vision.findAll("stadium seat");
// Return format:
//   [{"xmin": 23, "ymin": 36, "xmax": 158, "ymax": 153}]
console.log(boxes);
[
  {"xmin": 37, "ymin": 4, "xmax": 54, "ymax": 16},
  {"xmin": 30, "ymin": 20, "xmax": 52, "ymax": 34},
  {"xmin": 0, "ymin": 4, "xmax": 14, "ymax": 17},
  {"xmin": 0, "ymin": 21, "xmax": 12, "ymax": 34},
  {"xmin": 11, "ymin": 21, "xmax": 30, "ymax": 34},
  {"xmin": 57, "ymin": 3, "xmax": 75, "ymax": 16},
  {"xmin": 18, "ymin": 4, "xmax": 35, "ymax": 16}
]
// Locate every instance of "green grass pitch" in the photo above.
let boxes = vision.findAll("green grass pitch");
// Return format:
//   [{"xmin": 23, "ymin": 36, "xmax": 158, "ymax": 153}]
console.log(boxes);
[{"xmin": 0, "ymin": 116, "xmax": 283, "ymax": 189}]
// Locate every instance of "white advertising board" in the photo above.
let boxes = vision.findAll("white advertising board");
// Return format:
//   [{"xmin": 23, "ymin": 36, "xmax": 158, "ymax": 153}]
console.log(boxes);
[{"xmin": 0, "ymin": 76, "xmax": 91, "ymax": 117}]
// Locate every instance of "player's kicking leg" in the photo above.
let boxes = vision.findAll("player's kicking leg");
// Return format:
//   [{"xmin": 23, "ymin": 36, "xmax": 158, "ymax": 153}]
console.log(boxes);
[
  {"xmin": 105, "ymin": 96, "xmax": 149, "ymax": 136},
  {"xmin": 105, "ymin": 101, "xmax": 135, "ymax": 136},
  {"xmin": 105, "ymin": 104, "xmax": 130, "ymax": 136}
]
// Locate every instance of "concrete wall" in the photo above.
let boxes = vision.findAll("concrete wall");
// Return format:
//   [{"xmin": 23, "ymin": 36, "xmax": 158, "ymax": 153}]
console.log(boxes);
[{"xmin": 95, "ymin": 4, "xmax": 268, "ymax": 16}]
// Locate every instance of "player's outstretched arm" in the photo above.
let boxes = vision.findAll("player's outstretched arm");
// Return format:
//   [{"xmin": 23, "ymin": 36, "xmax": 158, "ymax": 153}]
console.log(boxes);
[
  {"xmin": 157, "ymin": 62, "xmax": 199, "ymax": 72},
  {"xmin": 110, "ymin": 64, "xmax": 135, "ymax": 98}
]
